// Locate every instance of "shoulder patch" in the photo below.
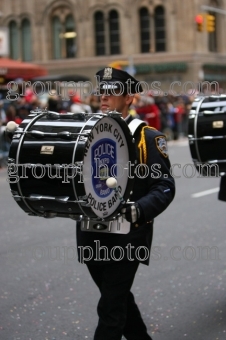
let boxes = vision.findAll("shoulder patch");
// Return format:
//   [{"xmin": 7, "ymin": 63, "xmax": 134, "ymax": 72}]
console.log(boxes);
[{"xmin": 155, "ymin": 136, "xmax": 168, "ymax": 158}]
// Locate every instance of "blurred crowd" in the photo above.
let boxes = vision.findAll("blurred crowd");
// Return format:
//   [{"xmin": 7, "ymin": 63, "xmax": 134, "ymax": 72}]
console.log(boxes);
[{"xmin": 0, "ymin": 86, "xmax": 194, "ymax": 167}]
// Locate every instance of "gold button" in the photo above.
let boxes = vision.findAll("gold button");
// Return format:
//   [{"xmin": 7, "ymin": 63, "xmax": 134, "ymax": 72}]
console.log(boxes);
[{"xmin": 135, "ymin": 224, "xmax": 139, "ymax": 227}]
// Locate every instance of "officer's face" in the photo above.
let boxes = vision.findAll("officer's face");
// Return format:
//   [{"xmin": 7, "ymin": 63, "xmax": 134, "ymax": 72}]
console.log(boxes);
[{"xmin": 100, "ymin": 89, "xmax": 134, "ymax": 118}]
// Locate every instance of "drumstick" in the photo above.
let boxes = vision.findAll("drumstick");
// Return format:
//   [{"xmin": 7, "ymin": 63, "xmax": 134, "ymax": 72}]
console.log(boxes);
[{"xmin": 106, "ymin": 177, "xmax": 126, "ymax": 205}]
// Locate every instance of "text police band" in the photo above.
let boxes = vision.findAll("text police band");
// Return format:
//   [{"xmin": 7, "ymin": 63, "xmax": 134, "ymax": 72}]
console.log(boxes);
[{"xmin": 87, "ymin": 189, "xmax": 121, "ymax": 212}]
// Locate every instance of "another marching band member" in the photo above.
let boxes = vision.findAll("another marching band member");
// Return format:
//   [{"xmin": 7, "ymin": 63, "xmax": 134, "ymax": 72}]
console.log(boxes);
[
  {"xmin": 219, "ymin": 176, "xmax": 226, "ymax": 201},
  {"xmin": 76, "ymin": 67, "xmax": 176, "ymax": 340}
]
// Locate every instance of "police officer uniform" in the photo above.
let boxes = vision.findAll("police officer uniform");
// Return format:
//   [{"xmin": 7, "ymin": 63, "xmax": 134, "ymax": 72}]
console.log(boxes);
[{"xmin": 76, "ymin": 68, "xmax": 175, "ymax": 340}]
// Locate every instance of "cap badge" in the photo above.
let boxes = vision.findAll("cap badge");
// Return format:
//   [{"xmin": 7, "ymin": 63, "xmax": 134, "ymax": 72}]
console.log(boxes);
[{"xmin": 103, "ymin": 67, "xmax": 112, "ymax": 79}]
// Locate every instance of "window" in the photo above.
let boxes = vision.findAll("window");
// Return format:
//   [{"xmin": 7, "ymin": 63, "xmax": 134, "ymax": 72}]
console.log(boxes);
[
  {"xmin": 52, "ymin": 16, "xmax": 62, "ymax": 59},
  {"xmin": 94, "ymin": 11, "xmax": 105, "ymax": 56},
  {"xmin": 52, "ymin": 14, "xmax": 76, "ymax": 59},
  {"xmin": 21, "ymin": 19, "xmax": 32, "ymax": 61},
  {"xmin": 94, "ymin": 9, "xmax": 121, "ymax": 56},
  {"xmin": 139, "ymin": 7, "xmax": 150, "ymax": 53},
  {"xmin": 109, "ymin": 10, "xmax": 120, "ymax": 55},
  {"xmin": 65, "ymin": 15, "xmax": 76, "ymax": 58},
  {"xmin": 9, "ymin": 21, "xmax": 19, "ymax": 59},
  {"xmin": 154, "ymin": 6, "xmax": 166, "ymax": 52}
]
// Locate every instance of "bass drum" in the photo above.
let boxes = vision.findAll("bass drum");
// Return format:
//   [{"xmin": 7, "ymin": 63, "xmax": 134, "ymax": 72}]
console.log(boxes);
[
  {"xmin": 188, "ymin": 95, "xmax": 226, "ymax": 176},
  {"xmin": 8, "ymin": 110, "xmax": 135, "ymax": 220}
]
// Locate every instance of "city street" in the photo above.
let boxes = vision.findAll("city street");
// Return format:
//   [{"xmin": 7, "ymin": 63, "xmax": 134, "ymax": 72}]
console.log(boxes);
[{"xmin": 0, "ymin": 139, "xmax": 225, "ymax": 340}]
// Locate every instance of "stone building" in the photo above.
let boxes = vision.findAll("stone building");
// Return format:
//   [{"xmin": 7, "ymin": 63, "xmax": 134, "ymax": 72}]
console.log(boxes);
[{"xmin": 1, "ymin": 0, "xmax": 226, "ymax": 92}]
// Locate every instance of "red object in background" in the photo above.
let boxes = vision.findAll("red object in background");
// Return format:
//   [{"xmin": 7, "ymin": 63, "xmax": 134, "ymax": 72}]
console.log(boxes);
[
  {"xmin": 72, "ymin": 95, "xmax": 82, "ymax": 103},
  {"xmin": 195, "ymin": 14, "xmax": 204, "ymax": 24},
  {"xmin": 6, "ymin": 115, "xmax": 22, "ymax": 124},
  {"xmin": 14, "ymin": 117, "xmax": 22, "ymax": 124},
  {"xmin": 0, "ymin": 58, "xmax": 47, "ymax": 80},
  {"xmin": 136, "ymin": 104, "xmax": 161, "ymax": 131},
  {"xmin": 174, "ymin": 104, "xmax": 185, "ymax": 123},
  {"xmin": 24, "ymin": 88, "xmax": 35, "ymax": 103}
]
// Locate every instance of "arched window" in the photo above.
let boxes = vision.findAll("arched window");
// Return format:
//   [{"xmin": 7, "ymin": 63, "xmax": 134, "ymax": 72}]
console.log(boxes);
[
  {"xmin": 109, "ymin": 10, "xmax": 120, "ymax": 55},
  {"xmin": 9, "ymin": 21, "xmax": 19, "ymax": 59},
  {"xmin": 65, "ymin": 15, "xmax": 76, "ymax": 58},
  {"xmin": 139, "ymin": 7, "xmax": 150, "ymax": 53},
  {"xmin": 94, "ymin": 11, "xmax": 105, "ymax": 56},
  {"xmin": 52, "ymin": 16, "xmax": 62, "ymax": 59},
  {"xmin": 21, "ymin": 19, "xmax": 32, "ymax": 61},
  {"xmin": 154, "ymin": 6, "xmax": 166, "ymax": 52}
]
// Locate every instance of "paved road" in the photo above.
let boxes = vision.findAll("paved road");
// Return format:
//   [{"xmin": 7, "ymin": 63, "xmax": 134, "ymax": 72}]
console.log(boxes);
[{"xmin": 0, "ymin": 139, "xmax": 225, "ymax": 340}]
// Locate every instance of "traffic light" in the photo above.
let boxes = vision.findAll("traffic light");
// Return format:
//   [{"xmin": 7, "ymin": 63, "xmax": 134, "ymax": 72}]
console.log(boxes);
[
  {"xmin": 206, "ymin": 14, "xmax": 215, "ymax": 32},
  {"xmin": 195, "ymin": 14, "xmax": 204, "ymax": 32}
]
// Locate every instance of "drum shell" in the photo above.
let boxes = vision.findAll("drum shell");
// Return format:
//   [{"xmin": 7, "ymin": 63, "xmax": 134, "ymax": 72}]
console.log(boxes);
[
  {"xmin": 188, "ymin": 96, "xmax": 226, "ymax": 175},
  {"xmin": 8, "ymin": 112, "xmax": 135, "ymax": 220},
  {"xmin": 8, "ymin": 115, "xmax": 89, "ymax": 217}
]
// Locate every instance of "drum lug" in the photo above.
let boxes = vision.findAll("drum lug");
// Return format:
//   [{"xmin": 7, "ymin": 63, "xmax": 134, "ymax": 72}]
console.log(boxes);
[
  {"xmin": 12, "ymin": 127, "xmax": 23, "ymax": 139},
  {"xmin": 79, "ymin": 136, "xmax": 87, "ymax": 142},
  {"xmin": 8, "ymin": 158, "xmax": 15, "ymax": 164},
  {"xmin": 11, "ymin": 190, "xmax": 21, "ymax": 201},
  {"xmin": 79, "ymin": 195, "xmax": 87, "ymax": 200},
  {"xmin": 75, "ymin": 161, "xmax": 83, "ymax": 167},
  {"xmin": 43, "ymin": 211, "xmax": 57, "ymax": 218},
  {"xmin": 107, "ymin": 110, "xmax": 122, "ymax": 118},
  {"xmin": 69, "ymin": 214, "xmax": 81, "ymax": 221},
  {"xmin": 30, "ymin": 108, "xmax": 46, "ymax": 115},
  {"xmin": 78, "ymin": 195, "xmax": 90, "ymax": 207},
  {"xmin": 28, "ymin": 212, "xmax": 39, "ymax": 216}
]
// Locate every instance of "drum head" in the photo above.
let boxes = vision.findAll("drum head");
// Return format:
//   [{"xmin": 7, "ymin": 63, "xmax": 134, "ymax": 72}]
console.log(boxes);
[{"xmin": 82, "ymin": 116, "xmax": 134, "ymax": 219}]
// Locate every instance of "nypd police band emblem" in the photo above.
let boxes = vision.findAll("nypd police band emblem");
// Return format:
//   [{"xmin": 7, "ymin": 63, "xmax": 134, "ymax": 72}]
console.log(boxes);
[{"xmin": 155, "ymin": 136, "xmax": 168, "ymax": 158}]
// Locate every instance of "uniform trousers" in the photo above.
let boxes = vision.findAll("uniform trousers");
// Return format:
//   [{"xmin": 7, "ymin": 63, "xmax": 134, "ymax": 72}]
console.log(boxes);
[{"xmin": 87, "ymin": 261, "xmax": 153, "ymax": 340}]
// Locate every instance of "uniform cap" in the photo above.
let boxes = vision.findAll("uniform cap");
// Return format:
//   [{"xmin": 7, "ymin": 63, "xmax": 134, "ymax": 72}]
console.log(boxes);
[{"xmin": 95, "ymin": 67, "xmax": 143, "ymax": 94}]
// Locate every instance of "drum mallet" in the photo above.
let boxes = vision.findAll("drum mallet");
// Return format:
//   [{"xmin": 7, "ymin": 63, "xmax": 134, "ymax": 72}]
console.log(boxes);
[
  {"xmin": 106, "ymin": 177, "xmax": 126, "ymax": 205},
  {"xmin": 6, "ymin": 121, "xmax": 19, "ymax": 133}
]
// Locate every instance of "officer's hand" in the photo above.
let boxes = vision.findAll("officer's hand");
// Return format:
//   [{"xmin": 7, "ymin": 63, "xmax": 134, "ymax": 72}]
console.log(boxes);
[{"xmin": 121, "ymin": 203, "xmax": 142, "ymax": 224}]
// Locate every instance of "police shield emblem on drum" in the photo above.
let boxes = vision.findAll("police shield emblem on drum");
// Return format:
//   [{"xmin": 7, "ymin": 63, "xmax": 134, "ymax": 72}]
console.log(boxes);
[{"xmin": 82, "ymin": 116, "xmax": 131, "ymax": 219}]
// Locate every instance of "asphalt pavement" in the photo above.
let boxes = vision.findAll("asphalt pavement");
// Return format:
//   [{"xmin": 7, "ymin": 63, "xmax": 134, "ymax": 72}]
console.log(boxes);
[{"xmin": 0, "ymin": 139, "xmax": 226, "ymax": 340}]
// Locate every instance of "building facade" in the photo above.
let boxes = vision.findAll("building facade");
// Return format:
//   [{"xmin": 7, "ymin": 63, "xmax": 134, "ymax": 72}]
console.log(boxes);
[{"xmin": 1, "ymin": 0, "xmax": 226, "ymax": 91}]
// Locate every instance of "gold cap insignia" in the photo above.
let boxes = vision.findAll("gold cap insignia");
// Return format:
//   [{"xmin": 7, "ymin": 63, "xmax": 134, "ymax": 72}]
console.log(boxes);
[{"xmin": 103, "ymin": 67, "xmax": 113, "ymax": 79}]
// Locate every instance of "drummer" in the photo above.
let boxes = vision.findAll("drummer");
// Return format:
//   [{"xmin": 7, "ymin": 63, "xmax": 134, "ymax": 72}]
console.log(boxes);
[
  {"xmin": 219, "ymin": 176, "xmax": 226, "ymax": 201},
  {"xmin": 76, "ymin": 67, "xmax": 175, "ymax": 340}
]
